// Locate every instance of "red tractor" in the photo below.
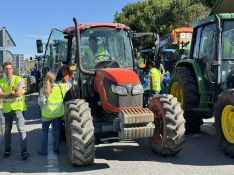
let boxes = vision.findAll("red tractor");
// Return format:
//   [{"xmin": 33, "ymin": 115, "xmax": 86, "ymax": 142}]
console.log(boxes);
[{"xmin": 36, "ymin": 19, "xmax": 185, "ymax": 166}]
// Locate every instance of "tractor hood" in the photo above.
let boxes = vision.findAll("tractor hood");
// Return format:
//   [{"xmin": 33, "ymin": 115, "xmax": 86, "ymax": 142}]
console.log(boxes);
[
  {"xmin": 210, "ymin": 0, "xmax": 234, "ymax": 15},
  {"xmin": 95, "ymin": 68, "xmax": 140, "ymax": 84}
]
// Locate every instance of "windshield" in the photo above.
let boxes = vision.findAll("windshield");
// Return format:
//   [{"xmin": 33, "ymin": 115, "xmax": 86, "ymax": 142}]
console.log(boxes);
[
  {"xmin": 44, "ymin": 29, "xmax": 68, "ymax": 73},
  {"xmin": 72, "ymin": 27, "xmax": 133, "ymax": 70},
  {"xmin": 221, "ymin": 21, "xmax": 234, "ymax": 89},
  {"xmin": 162, "ymin": 51, "xmax": 176, "ymax": 60},
  {"xmin": 222, "ymin": 21, "xmax": 234, "ymax": 60}
]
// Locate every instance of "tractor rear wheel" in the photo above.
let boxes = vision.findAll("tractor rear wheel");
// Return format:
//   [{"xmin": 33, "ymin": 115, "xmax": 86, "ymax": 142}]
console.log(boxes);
[
  {"xmin": 168, "ymin": 67, "xmax": 201, "ymax": 134},
  {"xmin": 214, "ymin": 89, "xmax": 234, "ymax": 157},
  {"xmin": 148, "ymin": 94, "xmax": 185, "ymax": 155},
  {"xmin": 65, "ymin": 99, "xmax": 95, "ymax": 166}
]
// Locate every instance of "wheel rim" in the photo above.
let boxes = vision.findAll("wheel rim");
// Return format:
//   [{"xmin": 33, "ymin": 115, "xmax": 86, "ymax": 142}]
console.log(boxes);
[
  {"xmin": 170, "ymin": 82, "xmax": 184, "ymax": 109},
  {"xmin": 148, "ymin": 97, "xmax": 165, "ymax": 144},
  {"xmin": 222, "ymin": 105, "xmax": 234, "ymax": 143}
]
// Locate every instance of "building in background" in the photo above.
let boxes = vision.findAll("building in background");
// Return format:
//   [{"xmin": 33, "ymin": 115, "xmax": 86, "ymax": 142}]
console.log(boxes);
[{"xmin": 13, "ymin": 54, "xmax": 24, "ymax": 76}]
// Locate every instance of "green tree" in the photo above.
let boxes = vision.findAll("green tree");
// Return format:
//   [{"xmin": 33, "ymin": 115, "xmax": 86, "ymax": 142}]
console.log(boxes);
[
  {"xmin": 114, "ymin": 0, "xmax": 210, "ymax": 48},
  {"xmin": 189, "ymin": 0, "xmax": 216, "ymax": 8}
]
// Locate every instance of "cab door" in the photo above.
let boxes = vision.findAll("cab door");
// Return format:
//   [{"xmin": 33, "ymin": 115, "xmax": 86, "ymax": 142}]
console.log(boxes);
[
  {"xmin": 193, "ymin": 23, "xmax": 217, "ymax": 83},
  {"xmin": 43, "ymin": 28, "xmax": 68, "ymax": 74}
]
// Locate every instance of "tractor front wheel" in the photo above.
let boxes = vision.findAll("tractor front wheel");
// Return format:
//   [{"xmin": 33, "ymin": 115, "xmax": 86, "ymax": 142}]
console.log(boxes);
[
  {"xmin": 214, "ymin": 89, "xmax": 234, "ymax": 157},
  {"xmin": 148, "ymin": 94, "xmax": 185, "ymax": 155},
  {"xmin": 65, "ymin": 99, "xmax": 95, "ymax": 166}
]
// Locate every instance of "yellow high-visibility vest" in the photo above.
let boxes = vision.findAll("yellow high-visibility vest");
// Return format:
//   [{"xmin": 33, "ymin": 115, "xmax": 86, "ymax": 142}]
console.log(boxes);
[
  {"xmin": 87, "ymin": 47, "xmax": 105, "ymax": 60},
  {"xmin": 41, "ymin": 83, "xmax": 66, "ymax": 119},
  {"xmin": 137, "ymin": 52, "xmax": 144, "ymax": 66},
  {"xmin": 146, "ymin": 68, "xmax": 161, "ymax": 92},
  {"xmin": 0, "ymin": 75, "xmax": 27, "ymax": 113}
]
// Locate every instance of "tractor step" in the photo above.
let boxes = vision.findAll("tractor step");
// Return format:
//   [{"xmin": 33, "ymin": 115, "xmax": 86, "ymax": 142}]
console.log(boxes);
[
  {"xmin": 118, "ymin": 108, "xmax": 155, "ymax": 139},
  {"xmin": 119, "ymin": 123, "xmax": 155, "ymax": 139}
]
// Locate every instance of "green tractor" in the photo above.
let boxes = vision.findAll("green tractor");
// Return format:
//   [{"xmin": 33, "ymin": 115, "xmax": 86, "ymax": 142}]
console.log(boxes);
[{"xmin": 168, "ymin": 0, "xmax": 234, "ymax": 156}]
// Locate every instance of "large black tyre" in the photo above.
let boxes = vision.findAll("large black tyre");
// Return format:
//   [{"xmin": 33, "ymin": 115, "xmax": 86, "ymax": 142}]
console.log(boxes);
[
  {"xmin": 148, "ymin": 94, "xmax": 185, "ymax": 155},
  {"xmin": 168, "ymin": 67, "xmax": 202, "ymax": 134},
  {"xmin": 60, "ymin": 121, "xmax": 66, "ymax": 141},
  {"xmin": 213, "ymin": 89, "xmax": 234, "ymax": 157},
  {"xmin": 65, "ymin": 99, "xmax": 95, "ymax": 166}
]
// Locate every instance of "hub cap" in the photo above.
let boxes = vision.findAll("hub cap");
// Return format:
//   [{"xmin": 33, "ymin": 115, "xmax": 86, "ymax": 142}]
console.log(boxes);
[
  {"xmin": 222, "ymin": 105, "xmax": 234, "ymax": 143},
  {"xmin": 170, "ymin": 82, "xmax": 184, "ymax": 109}
]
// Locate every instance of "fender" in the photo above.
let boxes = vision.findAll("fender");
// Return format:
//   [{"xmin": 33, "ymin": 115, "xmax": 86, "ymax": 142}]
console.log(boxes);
[{"xmin": 176, "ymin": 59, "xmax": 209, "ymax": 108}]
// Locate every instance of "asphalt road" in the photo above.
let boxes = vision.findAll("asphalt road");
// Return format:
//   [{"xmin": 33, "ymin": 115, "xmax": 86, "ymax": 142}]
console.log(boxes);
[{"xmin": 0, "ymin": 94, "xmax": 233, "ymax": 175}]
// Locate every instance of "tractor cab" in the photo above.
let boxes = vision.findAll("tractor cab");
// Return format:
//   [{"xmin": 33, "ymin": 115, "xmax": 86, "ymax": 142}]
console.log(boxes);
[
  {"xmin": 64, "ymin": 23, "xmax": 135, "ymax": 71},
  {"xmin": 37, "ymin": 23, "xmax": 135, "ymax": 78},
  {"xmin": 77, "ymin": 24, "xmax": 134, "ymax": 70}
]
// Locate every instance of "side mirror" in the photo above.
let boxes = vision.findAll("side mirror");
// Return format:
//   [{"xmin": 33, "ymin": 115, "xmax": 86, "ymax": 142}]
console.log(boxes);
[{"xmin": 36, "ymin": 40, "xmax": 43, "ymax": 53}]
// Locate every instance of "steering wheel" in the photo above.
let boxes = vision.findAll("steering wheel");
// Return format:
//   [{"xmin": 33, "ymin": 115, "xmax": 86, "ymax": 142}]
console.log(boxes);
[{"xmin": 94, "ymin": 54, "xmax": 113, "ymax": 63}]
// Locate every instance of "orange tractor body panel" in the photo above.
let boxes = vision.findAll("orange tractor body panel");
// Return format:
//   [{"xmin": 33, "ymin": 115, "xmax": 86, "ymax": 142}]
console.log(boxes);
[{"xmin": 94, "ymin": 68, "xmax": 143, "ymax": 112}]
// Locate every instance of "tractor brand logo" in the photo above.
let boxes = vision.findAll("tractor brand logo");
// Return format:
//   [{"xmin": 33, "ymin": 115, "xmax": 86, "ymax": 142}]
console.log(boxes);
[{"xmin": 126, "ymin": 84, "xmax": 132, "ymax": 88}]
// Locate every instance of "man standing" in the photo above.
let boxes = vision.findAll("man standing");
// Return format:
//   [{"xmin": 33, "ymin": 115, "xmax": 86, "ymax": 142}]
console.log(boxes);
[
  {"xmin": 137, "ymin": 51, "xmax": 144, "ymax": 67},
  {"xmin": 0, "ymin": 61, "xmax": 29, "ymax": 160},
  {"xmin": 146, "ymin": 61, "xmax": 161, "ymax": 94}
]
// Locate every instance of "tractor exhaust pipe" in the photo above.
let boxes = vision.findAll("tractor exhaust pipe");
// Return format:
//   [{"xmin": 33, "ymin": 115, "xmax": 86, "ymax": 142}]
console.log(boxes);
[{"xmin": 73, "ymin": 18, "xmax": 95, "ymax": 75}]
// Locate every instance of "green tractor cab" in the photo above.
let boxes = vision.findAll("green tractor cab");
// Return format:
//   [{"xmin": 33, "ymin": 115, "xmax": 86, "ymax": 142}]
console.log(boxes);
[{"xmin": 168, "ymin": 0, "xmax": 234, "ymax": 157}]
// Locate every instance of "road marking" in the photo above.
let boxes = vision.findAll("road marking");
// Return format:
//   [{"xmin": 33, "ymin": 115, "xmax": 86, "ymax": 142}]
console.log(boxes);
[{"xmin": 47, "ymin": 129, "xmax": 60, "ymax": 174}]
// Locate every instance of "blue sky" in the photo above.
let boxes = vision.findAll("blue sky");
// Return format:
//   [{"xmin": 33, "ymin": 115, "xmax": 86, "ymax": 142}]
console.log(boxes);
[{"xmin": 0, "ymin": 0, "xmax": 140, "ymax": 58}]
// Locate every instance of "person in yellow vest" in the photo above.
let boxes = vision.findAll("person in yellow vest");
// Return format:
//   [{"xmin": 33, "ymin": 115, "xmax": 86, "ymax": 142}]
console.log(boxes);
[
  {"xmin": 0, "ymin": 61, "xmax": 29, "ymax": 160},
  {"xmin": 137, "ymin": 51, "xmax": 145, "ymax": 84},
  {"xmin": 85, "ymin": 36, "xmax": 109, "ymax": 65},
  {"xmin": 38, "ymin": 71, "xmax": 71, "ymax": 156},
  {"xmin": 137, "ymin": 51, "xmax": 144, "ymax": 67},
  {"xmin": 146, "ymin": 61, "xmax": 161, "ymax": 94}
]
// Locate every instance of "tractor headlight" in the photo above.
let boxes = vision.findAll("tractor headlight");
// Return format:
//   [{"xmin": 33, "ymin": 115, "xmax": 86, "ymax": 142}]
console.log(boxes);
[
  {"xmin": 111, "ymin": 84, "xmax": 128, "ymax": 96},
  {"xmin": 132, "ymin": 84, "xmax": 144, "ymax": 95}
]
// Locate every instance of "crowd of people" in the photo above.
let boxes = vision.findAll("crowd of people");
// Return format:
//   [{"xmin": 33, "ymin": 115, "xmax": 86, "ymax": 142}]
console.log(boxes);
[{"xmin": 0, "ymin": 61, "xmax": 69, "ymax": 160}]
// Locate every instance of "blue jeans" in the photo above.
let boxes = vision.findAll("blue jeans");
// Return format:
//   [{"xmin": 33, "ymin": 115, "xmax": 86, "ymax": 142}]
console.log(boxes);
[{"xmin": 40, "ymin": 117, "xmax": 61, "ymax": 154}]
